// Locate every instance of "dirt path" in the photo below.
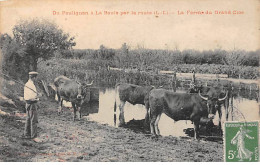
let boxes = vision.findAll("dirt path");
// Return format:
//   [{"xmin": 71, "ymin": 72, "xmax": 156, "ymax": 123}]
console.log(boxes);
[{"xmin": 0, "ymin": 99, "xmax": 223, "ymax": 162}]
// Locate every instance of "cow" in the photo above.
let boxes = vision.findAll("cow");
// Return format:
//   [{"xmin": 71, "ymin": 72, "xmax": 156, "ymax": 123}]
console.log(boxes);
[
  {"xmin": 114, "ymin": 83, "xmax": 154, "ymax": 127},
  {"xmin": 149, "ymin": 89, "xmax": 227, "ymax": 139},
  {"xmin": 54, "ymin": 75, "xmax": 93, "ymax": 121},
  {"xmin": 188, "ymin": 85, "xmax": 229, "ymax": 128}
]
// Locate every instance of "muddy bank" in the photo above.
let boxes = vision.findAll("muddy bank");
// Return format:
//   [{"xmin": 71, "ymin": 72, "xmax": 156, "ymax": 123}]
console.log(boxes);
[{"xmin": 0, "ymin": 99, "xmax": 223, "ymax": 162}]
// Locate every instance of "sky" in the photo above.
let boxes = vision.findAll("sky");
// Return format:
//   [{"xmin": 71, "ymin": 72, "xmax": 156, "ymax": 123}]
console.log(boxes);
[{"xmin": 0, "ymin": 0, "xmax": 259, "ymax": 51}]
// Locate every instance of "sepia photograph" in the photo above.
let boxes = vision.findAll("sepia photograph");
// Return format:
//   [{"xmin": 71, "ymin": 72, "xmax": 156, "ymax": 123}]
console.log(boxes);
[{"xmin": 0, "ymin": 0, "xmax": 259, "ymax": 162}]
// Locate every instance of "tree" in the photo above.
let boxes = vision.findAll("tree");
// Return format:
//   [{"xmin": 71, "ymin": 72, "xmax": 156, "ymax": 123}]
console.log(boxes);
[
  {"xmin": 116, "ymin": 43, "xmax": 130, "ymax": 68},
  {"xmin": 0, "ymin": 33, "xmax": 28, "ymax": 81},
  {"xmin": 12, "ymin": 18, "xmax": 76, "ymax": 71},
  {"xmin": 97, "ymin": 45, "xmax": 115, "ymax": 60},
  {"xmin": 0, "ymin": 33, "xmax": 12, "ymax": 49},
  {"xmin": 243, "ymin": 50, "xmax": 259, "ymax": 67},
  {"xmin": 223, "ymin": 49, "xmax": 248, "ymax": 78},
  {"xmin": 121, "ymin": 43, "xmax": 129, "ymax": 55},
  {"xmin": 224, "ymin": 49, "xmax": 248, "ymax": 66}
]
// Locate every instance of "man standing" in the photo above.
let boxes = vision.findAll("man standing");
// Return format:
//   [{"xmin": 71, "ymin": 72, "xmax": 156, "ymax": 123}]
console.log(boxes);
[{"xmin": 23, "ymin": 71, "xmax": 39, "ymax": 139}]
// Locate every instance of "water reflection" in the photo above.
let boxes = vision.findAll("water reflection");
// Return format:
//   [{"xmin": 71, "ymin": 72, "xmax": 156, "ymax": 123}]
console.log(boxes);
[
  {"xmin": 88, "ymin": 88, "xmax": 148, "ymax": 126},
  {"xmin": 61, "ymin": 88, "xmax": 260, "ymax": 137},
  {"xmin": 231, "ymin": 89, "xmax": 259, "ymax": 102}
]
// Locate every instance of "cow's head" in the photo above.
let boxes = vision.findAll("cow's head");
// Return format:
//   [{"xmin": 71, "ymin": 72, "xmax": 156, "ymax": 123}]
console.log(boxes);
[
  {"xmin": 76, "ymin": 80, "xmax": 94, "ymax": 100},
  {"xmin": 199, "ymin": 91, "xmax": 228, "ymax": 119}
]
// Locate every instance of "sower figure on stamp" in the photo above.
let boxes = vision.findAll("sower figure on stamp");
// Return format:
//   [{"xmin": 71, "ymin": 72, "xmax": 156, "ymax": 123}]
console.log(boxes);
[
  {"xmin": 23, "ymin": 71, "xmax": 40, "ymax": 139},
  {"xmin": 231, "ymin": 125, "xmax": 254, "ymax": 161}
]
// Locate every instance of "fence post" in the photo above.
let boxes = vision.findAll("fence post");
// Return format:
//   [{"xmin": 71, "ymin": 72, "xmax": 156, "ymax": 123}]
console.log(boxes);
[
  {"xmin": 192, "ymin": 71, "xmax": 196, "ymax": 84},
  {"xmin": 231, "ymin": 92, "xmax": 234, "ymax": 121},
  {"xmin": 216, "ymin": 73, "xmax": 220, "ymax": 82},
  {"xmin": 173, "ymin": 72, "xmax": 177, "ymax": 92},
  {"xmin": 257, "ymin": 86, "xmax": 260, "ymax": 103}
]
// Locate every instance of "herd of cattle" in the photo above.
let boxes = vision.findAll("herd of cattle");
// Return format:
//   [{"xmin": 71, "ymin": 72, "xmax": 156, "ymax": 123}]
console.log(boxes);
[{"xmin": 54, "ymin": 75, "xmax": 228, "ymax": 139}]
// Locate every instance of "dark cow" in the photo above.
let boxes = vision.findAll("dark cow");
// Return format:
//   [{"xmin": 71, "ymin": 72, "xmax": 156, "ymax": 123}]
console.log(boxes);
[
  {"xmin": 54, "ymin": 75, "xmax": 93, "ymax": 121},
  {"xmin": 114, "ymin": 83, "xmax": 154, "ymax": 126},
  {"xmin": 149, "ymin": 89, "xmax": 227, "ymax": 139},
  {"xmin": 188, "ymin": 86, "xmax": 228, "ymax": 128}
]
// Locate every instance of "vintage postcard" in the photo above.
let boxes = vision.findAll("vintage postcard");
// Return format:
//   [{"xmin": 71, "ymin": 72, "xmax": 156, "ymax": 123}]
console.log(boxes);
[{"xmin": 0, "ymin": 0, "xmax": 259, "ymax": 162}]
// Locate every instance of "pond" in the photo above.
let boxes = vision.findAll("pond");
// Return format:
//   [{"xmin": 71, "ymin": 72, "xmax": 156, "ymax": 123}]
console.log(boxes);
[{"xmin": 61, "ymin": 87, "xmax": 259, "ymax": 137}]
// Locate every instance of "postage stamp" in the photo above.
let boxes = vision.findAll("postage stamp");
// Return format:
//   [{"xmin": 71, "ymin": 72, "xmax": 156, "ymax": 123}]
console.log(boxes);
[{"xmin": 224, "ymin": 121, "xmax": 259, "ymax": 162}]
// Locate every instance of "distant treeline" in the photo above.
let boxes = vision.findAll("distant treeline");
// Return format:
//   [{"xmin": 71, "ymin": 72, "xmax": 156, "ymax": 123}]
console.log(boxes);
[
  {"xmin": 51, "ymin": 44, "xmax": 259, "ymax": 79},
  {"xmin": 56, "ymin": 44, "xmax": 259, "ymax": 69}
]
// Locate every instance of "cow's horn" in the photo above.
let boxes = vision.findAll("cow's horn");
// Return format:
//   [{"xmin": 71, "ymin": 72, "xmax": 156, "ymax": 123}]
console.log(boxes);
[
  {"xmin": 218, "ymin": 91, "xmax": 228, "ymax": 101},
  {"xmin": 199, "ymin": 91, "xmax": 208, "ymax": 101},
  {"xmin": 86, "ymin": 80, "xmax": 94, "ymax": 86}
]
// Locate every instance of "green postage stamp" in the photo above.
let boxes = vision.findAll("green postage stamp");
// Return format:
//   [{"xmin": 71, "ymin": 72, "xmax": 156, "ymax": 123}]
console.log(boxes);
[{"xmin": 224, "ymin": 121, "xmax": 259, "ymax": 162}]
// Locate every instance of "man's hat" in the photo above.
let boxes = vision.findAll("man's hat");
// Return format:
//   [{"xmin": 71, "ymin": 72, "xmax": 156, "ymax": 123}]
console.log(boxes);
[{"xmin": 29, "ymin": 71, "xmax": 38, "ymax": 75}]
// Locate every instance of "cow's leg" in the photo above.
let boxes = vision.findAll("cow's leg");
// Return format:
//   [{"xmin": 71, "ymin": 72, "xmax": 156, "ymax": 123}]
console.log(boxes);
[
  {"xmin": 193, "ymin": 118, "xmax": 200, "ymax": 140},
  {"xmin": 224, "ymin": 96, "xmax": 229, "ymax": 121},
  {"xmin": 58, "ymin": 103, "xmax": 61, "ymax": 115},
  {"xmin": 78, "ymin": 106, "xmax": 81, "ymax": 120},
  {"xmin": 217, "ymin": 106, "xmax": 222, "ymax": 128},
  {"xmin": 150, "ymin": 113, "xmax": 157, "ymax": 135},
  {"xmin": 144, "ymin": 102, "xmax": 150, "ymax": 128},
  {"xmin": 118, "ymin": 100, "xmax": 126, "ymax": 127},
  {"xmin": 57, "ymin": 92, "xmax": 61, "ymax": 114},
  {"xmin": 60, "ymin": 99, "xmax": 63, "ymax": 113},
  {"xmin": 217, "ymin": 106, "xmax": 224, "ymax": 135},
  {"xmin": 58, "ymin": 98, "xmax": 63, "ymax": 115},
  {"xmin": 57, "ymin": 92, "xmax": 61, "ymax": 102},
  {"xmin": 154, "ymin": 113, "xmax": 162, "ymax": 135},
  {"xmin": 72, "ymin": 103, "xmax": 77, "ymax": 121}
]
